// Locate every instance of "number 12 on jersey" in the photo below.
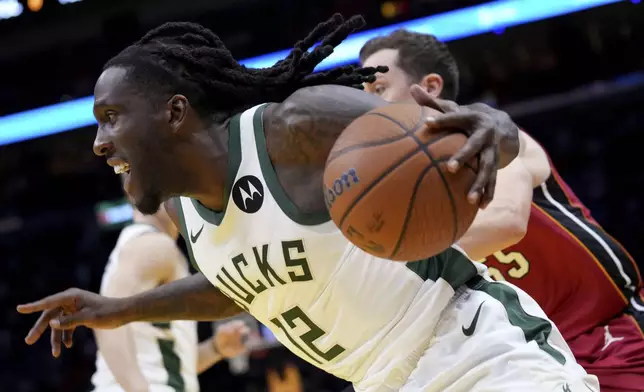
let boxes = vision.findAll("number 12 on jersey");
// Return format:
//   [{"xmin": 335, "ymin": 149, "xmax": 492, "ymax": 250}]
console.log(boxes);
[{"xmin": 270, "ymin": 306, "xmax": 346, "ymax": 365}]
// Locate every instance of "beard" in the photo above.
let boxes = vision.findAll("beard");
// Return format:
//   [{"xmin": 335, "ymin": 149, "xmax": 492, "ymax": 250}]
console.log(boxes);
[{"xmin": 135, "ymin": 188, "xmax": 163, "ymax": 215}]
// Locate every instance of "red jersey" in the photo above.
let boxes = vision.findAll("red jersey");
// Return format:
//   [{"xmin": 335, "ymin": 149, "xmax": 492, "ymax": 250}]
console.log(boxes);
[
  {"xmin": 480, "ymin": 150, "xmax": 644, "ymax": 390},
  {"xmin": 481, "ymin": 157, "xmax": 642, "ymax": 339}
]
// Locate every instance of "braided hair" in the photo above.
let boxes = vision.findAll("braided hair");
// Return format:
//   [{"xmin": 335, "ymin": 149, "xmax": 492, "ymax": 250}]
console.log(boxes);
[{"xmin": 105, "ymin": 14, "xmax": 387, "ymax": 122}]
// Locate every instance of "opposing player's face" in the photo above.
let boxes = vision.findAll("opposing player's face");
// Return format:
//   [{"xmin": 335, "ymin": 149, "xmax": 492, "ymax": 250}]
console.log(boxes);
[
  {"xmin": 362, "ymin": 49, "xmax": 415, "ymax": 102},
  {"xmin": 92, "ymin": 67, "xmax": 175, "ymax": 215}
]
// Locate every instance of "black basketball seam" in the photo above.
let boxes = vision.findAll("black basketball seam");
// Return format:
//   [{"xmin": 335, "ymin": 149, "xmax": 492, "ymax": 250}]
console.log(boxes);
[
  {"xmin": 326, "ymin": 133, "xmax": 409, "ymax": 164},
  {"xmin": 365, "ymin": 111, "xmax": 424, "ymax": 136},
  {"xmin": 337, "ymin": 146, "xmax": 424, "ymax": 228},
  {"xmin": 408, "ymin": 107, "xmax": 459, "ymax": 243},
  {"xmin": 389, "ymin": 164, "xmax": 435, "ymax": 259}
]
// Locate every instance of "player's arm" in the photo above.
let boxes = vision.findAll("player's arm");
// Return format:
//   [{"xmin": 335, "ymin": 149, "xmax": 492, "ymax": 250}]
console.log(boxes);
[
  {"xmin": 196, "ymin": 319, "xmax": 250, "ymax": 374},
  {"xmin": 18, "ymin": 200, "xmax": 243, "ymax": 351},
  {"xmin": 94, "ymin": 232, "xmax": 176, "ymax": 392},
  {"xmin": 456, "ymin": 131, "xmax": 551, "ymax": 260},
  {"xmin": 264, "ymin": 85, "xmax": 520, "ymax": 210}
]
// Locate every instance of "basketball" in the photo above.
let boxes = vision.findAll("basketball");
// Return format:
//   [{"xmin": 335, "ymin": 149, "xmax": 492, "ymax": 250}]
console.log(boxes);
[{"xmin": 323, "ymin": 103, "xmax": 479, "ymax": 261}]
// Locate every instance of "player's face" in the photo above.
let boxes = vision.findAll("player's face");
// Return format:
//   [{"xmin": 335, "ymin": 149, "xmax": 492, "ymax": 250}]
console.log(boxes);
[
  {"xmin": 362, "ymin": 49, "xmax": 415, "ymax": 102},
  {"xmin": 93, "ymin": 67, "xmax": 176, "ymax": 215}
]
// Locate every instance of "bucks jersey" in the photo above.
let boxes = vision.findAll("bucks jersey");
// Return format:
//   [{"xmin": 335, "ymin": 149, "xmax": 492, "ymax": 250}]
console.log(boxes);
[
  {"xmin": 91, "ymin": 224, "xmax": 199, "ymax": 392},
  {"xmin": 175, "ymin": 104, "xmax": 483, "ymax": 389}
]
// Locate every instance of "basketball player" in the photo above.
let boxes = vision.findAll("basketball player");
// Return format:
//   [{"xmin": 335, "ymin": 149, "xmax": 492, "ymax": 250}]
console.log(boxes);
[
  {"xmin": 18, "ymin": 15, "xmax": 599, "ymax": 391},
  {"xmin": 90, "ymin": 197, "xmax": 251, "ymax": 392},
  {"xmin": 359, "ymin": 29, "xmax": 644, "ymax": 391}
]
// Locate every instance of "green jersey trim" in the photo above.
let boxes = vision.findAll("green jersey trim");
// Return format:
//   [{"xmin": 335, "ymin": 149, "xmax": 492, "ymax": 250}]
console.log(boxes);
[
  {"xmin": 174, "ymin": 197, "xmax": 201, "ymax": 273},
  {"xmin": 191, "ymin": 111, "xmax": 243, "ymax": 226},
  {"xmin": 406, "ymin": 247, "xmax": 478, "ymax": 289},
  {"xmin": 157, "ymin": 338, "xmax": 186, "ymax": 392},
  {"xmin": 467, "ymin": 276, "xmax": 567, "ymax": 365},
  {"xmin": 251, "ymin": 104, "xmax": 331, "ymax": 226}
]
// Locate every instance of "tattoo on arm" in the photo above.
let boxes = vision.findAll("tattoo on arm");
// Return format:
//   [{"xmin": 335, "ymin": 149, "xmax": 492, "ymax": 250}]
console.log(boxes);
[
  {"xmin": 263, "ymin": 85, "xmax": 386, "ymax": 213},
  {"xmin": 264, "ymin": 85, "xmax": 386, "ymax": 166}
]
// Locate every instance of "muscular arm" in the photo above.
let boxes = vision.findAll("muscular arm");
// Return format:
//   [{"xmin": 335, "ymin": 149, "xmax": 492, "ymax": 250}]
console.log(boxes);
[
  {"xmin": 120, "ymin": 269, "xmax": 242, "ymax": 323},
  {"xmin": 264, "ymin": 85, "xmax": 387, "ymax": 212},
  {"xmin": 456, "ymin": 131, "xmax": 551, "ymax": 260}
]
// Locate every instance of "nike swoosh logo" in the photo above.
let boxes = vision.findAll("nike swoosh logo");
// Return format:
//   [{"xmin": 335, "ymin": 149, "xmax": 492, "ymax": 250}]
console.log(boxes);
[
  {"xmin": 462, "ymin": 301, "xmax": 485, "ymax": 337},
  {"xmin": 190, "ymin": 225, "xmax": 204, "ymax": 244}
]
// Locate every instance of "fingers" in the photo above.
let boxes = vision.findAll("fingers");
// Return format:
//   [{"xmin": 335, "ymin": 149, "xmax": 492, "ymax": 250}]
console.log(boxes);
[
  {"xmin": 469, "ymin": 147, "xmax": 497, "ymax": 205},
  {"xmin": 17, "ymin": 291, "xmax": 73, "ymax": 314},
  {"xmin": 410, "ymin": 85, "xmax": 442, "ymax": 112},
  {"xmin": 25, "ymin": 308, "xmax": 58, "ymax": 345},
  {"xmin": 424, "ymin": 112, "xmax": 486, "ymax": 133},
  {"xmin": 410, "ymin": 85, "xmax": 458, "ymax": 113},
  {"xmin": 448, "ymin": 128, "xmax": 492, "ymax": 173},
  {"xmin": 63, "ymin": 328, "xmax": 75, "ymax": 349},
  {"xmin": 51, "ymin": 327, "xmax": 62, "ymax": 358},
  {"xmin": 51, "ymin": 311, "xmax": 88, "ymax": 330},
  {"xmin": 479, "ymin": 148, "xmax": 500, "ymax": 209}
]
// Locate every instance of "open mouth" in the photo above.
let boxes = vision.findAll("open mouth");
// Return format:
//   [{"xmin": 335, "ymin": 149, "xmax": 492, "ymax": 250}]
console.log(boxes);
[{"xmin": 114, "ymin": 163, "xmax": 130, "ymax": 175}]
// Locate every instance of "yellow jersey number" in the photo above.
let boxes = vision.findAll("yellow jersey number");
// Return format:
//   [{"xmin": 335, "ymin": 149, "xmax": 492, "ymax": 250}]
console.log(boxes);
[{"xmin": 479, "ymin": 250, "xmax": 530, "ymax": 281}]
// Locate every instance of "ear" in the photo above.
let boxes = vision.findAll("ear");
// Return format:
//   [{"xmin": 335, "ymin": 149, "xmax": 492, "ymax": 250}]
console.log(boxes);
[
  {"xmin": 167, "ymin": 94, "xmax": 189, "ymax": 132},
  {"xmin": 419, "ymin": 73, "xmax": 444, "ymax": 98}
]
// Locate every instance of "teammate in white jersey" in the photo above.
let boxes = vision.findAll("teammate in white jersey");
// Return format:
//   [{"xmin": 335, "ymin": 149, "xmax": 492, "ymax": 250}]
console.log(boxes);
[
  {"xmin": 91, "ymin": 202, "xmax": 251, "ymax": 392},
  {"xmin": 19, "ymin": 15, "xmax": 598, "ymax": 391}
]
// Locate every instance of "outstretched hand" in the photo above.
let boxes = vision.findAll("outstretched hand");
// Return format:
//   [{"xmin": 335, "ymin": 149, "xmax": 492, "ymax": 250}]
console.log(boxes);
[
  {"xmin": 17, "ymin": 288, "xmax": 127, "ymax": 357},
  {"xmin": 410, "ymin": 85, "xmax": 520, "ymax": 208}
]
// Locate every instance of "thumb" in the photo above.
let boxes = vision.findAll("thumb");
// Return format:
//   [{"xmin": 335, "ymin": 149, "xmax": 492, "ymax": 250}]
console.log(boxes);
[
  {"xmin": 410, "ymin": 85, "xmax": 456, "ymax": 113},
  {"xmin": 50, "ymin": 311, "xmax": 92, "ymax": 329}
]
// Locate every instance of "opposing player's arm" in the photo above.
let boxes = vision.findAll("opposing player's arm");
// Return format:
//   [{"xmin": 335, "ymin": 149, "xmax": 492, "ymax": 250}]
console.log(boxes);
[
  {"xmin": 94, "ymin": 233, "xmax": 177, "ymax": 392},
  {"xmin": 519, "ymin": 131, "xmax": 551, "ymax": 187},
  {"xmin": 456, "ymin": 132, "xmax": 539, "ymax": 260}
]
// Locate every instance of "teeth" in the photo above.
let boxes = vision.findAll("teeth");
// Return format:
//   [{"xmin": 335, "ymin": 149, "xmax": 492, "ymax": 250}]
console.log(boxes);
[{"xmin": 114, "ymin": 163, "xmax": 130, "ymax": 174}]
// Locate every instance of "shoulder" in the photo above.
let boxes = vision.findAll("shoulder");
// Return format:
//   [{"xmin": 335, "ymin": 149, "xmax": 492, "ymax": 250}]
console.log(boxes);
[
  {"xmin": 265, "ymin": 85, "xmax": 385, "ymax": 127},
  {"xmin": 119, "ymin": 230, "xmax": 183, "ymax": 270},
  {"xmin": 262, "ymin": 85, "xmax": 386, "ymax": 165}
]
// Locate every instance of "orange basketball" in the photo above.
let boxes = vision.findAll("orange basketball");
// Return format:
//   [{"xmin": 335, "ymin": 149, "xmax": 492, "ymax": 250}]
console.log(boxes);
[{"xmin": 323, "ymin": 103, "xmax": 479, "ymax": 261}]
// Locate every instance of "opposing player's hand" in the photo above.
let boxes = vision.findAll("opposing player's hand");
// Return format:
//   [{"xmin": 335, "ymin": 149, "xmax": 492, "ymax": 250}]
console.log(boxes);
[
  {"xmin": 213, "ymin": 320, "xmax": 251, "ymax": 358},
  {"xmin": 17, "ymin": 288, "xmax": 127, "ymax": 357},
  {"xmin": 410, "ymin": 85, "xmax": 520, "ymax": 208}
]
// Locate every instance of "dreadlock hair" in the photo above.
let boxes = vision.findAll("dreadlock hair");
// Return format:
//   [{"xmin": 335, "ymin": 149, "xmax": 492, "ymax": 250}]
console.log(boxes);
[
  {"xmin": 359, "ymin": 29, "xmax": 459, "ymax": 100},
  {"xmin": 104, "ymin": 14, "xmax": 387, "ymax": 123}
]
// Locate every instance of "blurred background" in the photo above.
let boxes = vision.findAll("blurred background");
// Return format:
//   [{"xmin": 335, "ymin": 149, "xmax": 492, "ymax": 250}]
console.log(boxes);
[{"xmin": 0, "ymin": 0, "xmax": 643, "ymax": 391}]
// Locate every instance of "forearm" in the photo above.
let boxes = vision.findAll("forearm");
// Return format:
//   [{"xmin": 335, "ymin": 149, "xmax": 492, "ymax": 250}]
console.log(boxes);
[
  {"xmin": 95, "ymin": 327, "xmax": 149, "ymax": 392},
  {"xmin": 457, "ymin": 159, "xmax": 533, "ymax": 260},
  {"xmin": 196, "ymin": 338, "xmax": 224, "ymax": 374},
  {"xmin": 457, "ymin": 206, "xmax": 528, "ymax": 260},
  {"xmin": 122, "ymin": 273, "xmax": 242, "ymax": 323}
]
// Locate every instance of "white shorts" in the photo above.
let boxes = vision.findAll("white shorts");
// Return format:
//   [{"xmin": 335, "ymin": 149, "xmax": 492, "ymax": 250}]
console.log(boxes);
[{"xmin": 359, "ymin": 276, "xmax": 600, "ymax": 392}]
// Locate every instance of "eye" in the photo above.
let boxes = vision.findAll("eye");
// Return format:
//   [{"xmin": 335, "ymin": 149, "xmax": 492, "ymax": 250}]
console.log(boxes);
[
  {"xmin": 105, "ymin": 110, "xmax": 117, "ymax": 125},
  {"xmin": 373, "ymin": 84, "xmax": 387, "ymax": 96}
]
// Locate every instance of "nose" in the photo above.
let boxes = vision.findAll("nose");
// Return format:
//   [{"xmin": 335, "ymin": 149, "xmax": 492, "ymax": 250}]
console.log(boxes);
[{"xmin": 93, "ymin": 133, "xmax": 114, "ymax": 156}]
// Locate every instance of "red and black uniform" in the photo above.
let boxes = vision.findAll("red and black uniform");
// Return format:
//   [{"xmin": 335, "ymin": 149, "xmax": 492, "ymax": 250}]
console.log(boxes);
[{"xmin": 482, "ymin": 152, "xmax": 644, "ymax": 392}]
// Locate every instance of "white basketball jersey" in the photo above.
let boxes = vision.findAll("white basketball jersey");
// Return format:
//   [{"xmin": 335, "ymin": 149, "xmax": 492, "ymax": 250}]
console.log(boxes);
[
  {"xmin": 91, "ymin": 224, "xmax": 199, "ymax": 392},
  {"xmin": 175, "ymin": 104, "xmax": 483, "ymax": 389}
]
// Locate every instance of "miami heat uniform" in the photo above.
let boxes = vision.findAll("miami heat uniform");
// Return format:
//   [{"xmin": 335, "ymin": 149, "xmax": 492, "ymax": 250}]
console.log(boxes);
[
  {"xmin": 480, "ymin": 150, "xmax": 644, "ymax": 392},
  {"xmin": 173, "ymin": 104, "xmax": 598, "ymax": 391}
]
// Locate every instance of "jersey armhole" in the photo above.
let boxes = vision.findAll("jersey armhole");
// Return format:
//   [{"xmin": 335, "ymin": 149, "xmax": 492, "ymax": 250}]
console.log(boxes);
[
  {"xmin": 173, "ymin": 197, "xmax": 202, "ymax": 273},
  {"xmin": 253, "ymin": 104, "xmax": 330, "ymax": 226}
]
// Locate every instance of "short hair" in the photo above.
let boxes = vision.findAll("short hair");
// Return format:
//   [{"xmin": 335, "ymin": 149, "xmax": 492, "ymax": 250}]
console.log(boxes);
[
  {"xmin": 359, "ymin": 29, "xmax": 459, "ymax": 100},
  {"xmin": 104, "ymin": 14, "xmax": 387, "ymax": 123}
]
